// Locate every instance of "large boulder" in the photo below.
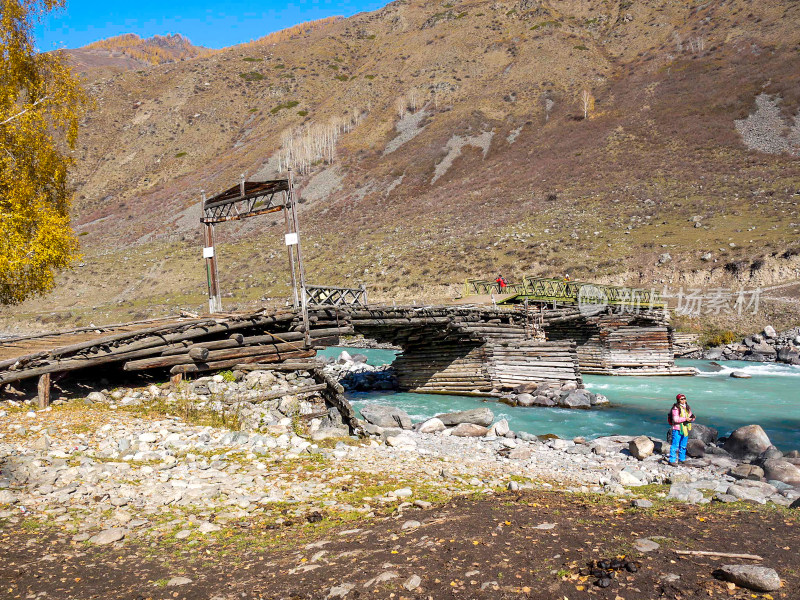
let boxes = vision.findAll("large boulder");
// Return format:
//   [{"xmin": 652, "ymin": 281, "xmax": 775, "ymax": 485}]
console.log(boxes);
[
  {"xmin": 686, "ymin": 439, "xmax": 706, "ymax": 458},
  {"xmin": 750, "ymin": 342, "xmax": 777, "ymax": 356},
  {"xmin": 723, "ymin": 425, "xmax": 772, "ymax": 461},
  {"xmin": 360, "ymin": 404, "xmax": 412, "ymax": 430},
  {"xmin": 450, "ymin": 423, "xmax": 489, "ymax": 437},
  {"xmin": 532, "ymin": 395, "xmax": 556, "ymax": 407},
  {"xmin": 763, "ymin": 325, "xmax": 777, "ymax": 339},
  {"xmin": 436, "ymin": 407, "xmax": 494, "ymax": 427},
  {"xmin": 689, "ymin": 423, "xmax": 719, "ymax": 445},
  {"xmin": 729, "ymin": 464, "xmax": 764, "ymax": 480},
  {"xmin": 558, "ymin": 390, "xmax": 592, "ymax": 409},
  {"xmin": 515, "ymin": 393, "xmax": 535, "ymax": 407},
  {"xmin": 418, "ymin": 417, "xmax": 446, "ymax": 434},
  {"xmin": 488, "ymin": 418, "xmax": 510, "ymax": 437},
  {"xmin": 756, "ymin": 446, "xmax": 784, "ymax": 463},
  {"xmin": 761, "ymin": 459, "xmax": 800, "ymax": 485},
  {"xmin": 628, "ymin": 436, "xmax": 654, "ymax": 460},
  {"xmin": 715, "ymin": 565, "xmax": 781, "ymax": 592}
]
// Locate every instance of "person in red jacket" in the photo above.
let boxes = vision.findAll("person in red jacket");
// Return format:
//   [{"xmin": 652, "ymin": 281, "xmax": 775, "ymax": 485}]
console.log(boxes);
[
  {"xmin": 669, "ymin": 393, "xmax": 695, "ymax": 464},
  {"xmin": 495, "ymin": 274, "xmax": 508, "ymax": 289}
]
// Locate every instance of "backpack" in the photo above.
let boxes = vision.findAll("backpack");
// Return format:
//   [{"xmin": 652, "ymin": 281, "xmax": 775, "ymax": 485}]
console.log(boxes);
[{"xmin": 668, "ymin": 403, "xmax": 691, "ymax": 426}]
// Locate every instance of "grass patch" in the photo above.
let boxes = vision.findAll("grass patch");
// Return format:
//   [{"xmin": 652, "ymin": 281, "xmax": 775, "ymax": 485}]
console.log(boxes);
[
  {"xmin": 174, "ymin": 152, "xmax": 187, "ymax": 158},
  {"xmin": 364, "ymin": 74, "xmax": 375, "ymax": 80},
  {"xmin": 239, "ymin": 71, "xmax": 265, "ymax": 81},
  {"xmin": 334, "ymin": 74, "xmax": 349, "ymax": 81},
  {"xmin": 242, "ymin": 57, "xmax": 263, "ymax": 62},
  {"xmin": 297, "ymin": 110, "xmax": 308, "ymax": 116},
  {"xmin": 574, "ymin": 44, "xmax": 589, "ymax": 51}
]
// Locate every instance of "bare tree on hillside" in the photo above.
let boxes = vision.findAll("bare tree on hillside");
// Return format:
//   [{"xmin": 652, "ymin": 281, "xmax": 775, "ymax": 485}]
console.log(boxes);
[
  {"xmin": 279, "ymin": 110, "xmax": 365, "ymax": 174},
  {"xmin": 581, "ymin": 89, "xmax": 594, "ymax": 120}
]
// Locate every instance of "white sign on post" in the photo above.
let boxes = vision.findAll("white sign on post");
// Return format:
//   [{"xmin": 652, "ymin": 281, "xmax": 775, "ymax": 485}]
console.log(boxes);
[
  {"xmin": 202, "ymin": 247, "xmax": 215, "ymax": 258},
  {"xmin": 285, "ymin": 233, "xmax": 299, "ymax": 246}
]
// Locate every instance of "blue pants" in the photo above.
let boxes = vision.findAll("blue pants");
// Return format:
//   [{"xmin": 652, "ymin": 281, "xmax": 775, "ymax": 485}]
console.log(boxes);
[{"xmin": 669, "ymin": 430, "xmax": 689, "ymax": 463}]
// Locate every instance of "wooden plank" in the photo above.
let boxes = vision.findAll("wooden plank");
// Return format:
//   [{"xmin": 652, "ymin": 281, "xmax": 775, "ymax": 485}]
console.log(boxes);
[
  {"xmin": 124, "ymin": 340, "xmax": 309, "ymax": 371},
  {"xmin": 37, "ymin": 373, "xmax": 51, "ymax": 409},
  {"xmin": 169, "ymin": 349, "xmax": 316, "ymax": 374}
]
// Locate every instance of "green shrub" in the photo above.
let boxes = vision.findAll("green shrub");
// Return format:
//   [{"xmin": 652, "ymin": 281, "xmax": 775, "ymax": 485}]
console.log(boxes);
[
  {"xmin": 175, "ymin": 152, "xmax": 187, "ymax": 158},
  {"xmin": 531, "ymin": 20, "xmax": 562, "ymax": 30},
  {"xmin": 329, "ymin": 64, "xmax": 339, "ymax": 70},
  {"xmin": 219, "ymin": 370, "xmax": 236, "ymax": 383},
  {"xmin": 270, "ymin": 100, "xmax": 300, "ymax": 114},
  {"xmin": 574, "ymin": 44, "xmax": 589, "ymax": 51},
  {"xmin": 705, "ymin": 330, "xmax": 739, "ymax": 348},
  {"xmin": 297, "ymin": 110, "xmax": 308, "ymax": 116},
  {"xmin": 242, "ymin": 57, "xmax": 263, "ymax": 62},
  {"xmin": 239, "ymin": 71, "xmax": 264, "ymax": 81},
  {"xmin": 364, "ymin": 74, "xmax": 376, "ymax": 80},
  {"xmin": 334, "ymin": 74, "xmax": 348, "ymax": 81}
]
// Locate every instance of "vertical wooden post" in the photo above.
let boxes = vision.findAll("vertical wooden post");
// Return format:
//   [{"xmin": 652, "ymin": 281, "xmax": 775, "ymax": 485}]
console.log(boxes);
[
  {"xmin": 37, "ymin": 373, "xmax": 50, "ymax": 409},
  {"xmin": 283, "ymin": 198, "xmax": 298, "ymax": 309},
  {"xmin": 288, "ymin": 169, "xmax": 311, "ymax": 347},
  {"xmin": 203, "ymin": 214, "xmax": 222, "ymax": 314}
]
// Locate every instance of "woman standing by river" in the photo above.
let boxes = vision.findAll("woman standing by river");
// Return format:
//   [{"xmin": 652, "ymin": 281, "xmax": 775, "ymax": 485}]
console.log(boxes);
[{"xmin": 669, "ymin": 393, "xmax": 696, "ymax": 464}]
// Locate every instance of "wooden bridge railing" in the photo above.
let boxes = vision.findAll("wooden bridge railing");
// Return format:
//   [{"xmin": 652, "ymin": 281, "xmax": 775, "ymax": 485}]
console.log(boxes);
[
  {"xmin": 463, "ymin": 277, "xmax": 665, "ymax": 308},
  {"xmin": 305, "ymin": 284, "xmax": 368, "ymax": 307}
]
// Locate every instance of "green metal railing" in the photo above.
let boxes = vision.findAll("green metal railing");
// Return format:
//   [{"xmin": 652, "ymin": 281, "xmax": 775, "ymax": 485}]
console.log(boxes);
[
  {"xmin": 464, "ymin": 279, "xmax": 528, "ymax": 296},
  {"xmin": 463, "ymin": 277, "xmax": 665, "ymax": 308}
]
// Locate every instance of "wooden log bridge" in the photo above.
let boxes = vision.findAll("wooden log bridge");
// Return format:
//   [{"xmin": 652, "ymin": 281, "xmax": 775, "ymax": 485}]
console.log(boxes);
[{"xmin": 0, "ymin": 304, "xmax": 690, "ymax": 406}]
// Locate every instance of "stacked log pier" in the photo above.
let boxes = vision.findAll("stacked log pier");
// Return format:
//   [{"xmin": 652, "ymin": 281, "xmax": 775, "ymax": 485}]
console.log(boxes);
[
  {"xmin": 543, "ymin": 309, "xmax": 693, "ymax": 375},
  {"xmin": 486, "ymin": 340, "xmax": 581, "ymax": 388}
]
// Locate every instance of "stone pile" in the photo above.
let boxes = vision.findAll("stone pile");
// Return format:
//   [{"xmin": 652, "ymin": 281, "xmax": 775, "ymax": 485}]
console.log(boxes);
[
  {"xmin": 321, "ymin": 351, "xmax": 397, "ymax": 392},
  {"xmin": 500, "ymin": 381, "xmax": 609, "ymax": 409},
  {"xmin": 705, "ymin": 325, "xmax": 800, "ymax": 364},
  {"xmin": 356, "ymin": 403, "xmax": 800, "ymax": 506},
  {"xmin": 50, "ymin": 369, "xmax": 349, "ymax": 437},
  {"xmin": 621, "ymin": 423, "xmax": 800, "ymax": 503}
]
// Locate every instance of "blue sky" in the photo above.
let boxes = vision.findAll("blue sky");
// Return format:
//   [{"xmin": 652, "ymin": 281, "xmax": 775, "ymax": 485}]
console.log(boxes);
[{"xmin": 34, "ymin": 0, "xmax": 390, "ymax": 50}]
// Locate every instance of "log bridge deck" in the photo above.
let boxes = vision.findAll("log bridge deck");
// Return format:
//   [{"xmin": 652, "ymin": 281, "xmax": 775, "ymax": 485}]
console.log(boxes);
[{"xmin": 0, "ymin": 304, "xmax": 693, "ymax": 405}]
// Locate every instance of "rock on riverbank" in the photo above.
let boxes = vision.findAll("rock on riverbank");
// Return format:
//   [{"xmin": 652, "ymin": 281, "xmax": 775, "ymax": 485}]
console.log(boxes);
[{"xmin": 705, "ymin": 325, "xmax": 800, "ymax": 364}]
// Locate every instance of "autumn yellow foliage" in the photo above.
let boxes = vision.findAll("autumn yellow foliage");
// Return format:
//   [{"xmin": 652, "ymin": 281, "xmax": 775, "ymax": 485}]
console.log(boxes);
[
  {"xmin": 86, "ymin": 33, "xmax": 214, "ymax": 65},
  {"xmin": 0, "ymin": 0, "xmax": 89, "ymax": 304},
  {"xmin": 241, "ymin": 17, "xmax": 342, "ymax": 48}
]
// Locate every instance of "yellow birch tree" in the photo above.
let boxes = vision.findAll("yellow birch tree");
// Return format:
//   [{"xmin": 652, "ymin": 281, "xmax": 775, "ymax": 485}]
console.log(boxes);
[{"xmin": 1, "ymin": 0, "xmax": 88, "ymax": 304}]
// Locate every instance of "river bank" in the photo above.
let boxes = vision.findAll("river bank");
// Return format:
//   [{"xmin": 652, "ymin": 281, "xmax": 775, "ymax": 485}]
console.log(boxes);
[
  {"xmin": 319, "ymin": 348, "xmax": 800, "ymax": 451},
  {"xmin": 1, "ymin": 399, "xmax": 799, "ymax": 599}
]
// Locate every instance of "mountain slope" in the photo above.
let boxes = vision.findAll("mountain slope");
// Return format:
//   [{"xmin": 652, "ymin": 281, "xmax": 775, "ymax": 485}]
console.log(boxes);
[
  {"xmin": 7, "ymin": 0, "xmax": 800, "ymax": 331},
  {"xmin": 65, "ymin": 33, "xmax": 212, "ymax": 79}
]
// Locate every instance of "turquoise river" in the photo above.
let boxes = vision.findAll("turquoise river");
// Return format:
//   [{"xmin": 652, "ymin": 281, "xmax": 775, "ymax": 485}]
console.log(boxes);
[{"xmin": 319, "ymin": 348, "xmax": 800, "ymax": 451}]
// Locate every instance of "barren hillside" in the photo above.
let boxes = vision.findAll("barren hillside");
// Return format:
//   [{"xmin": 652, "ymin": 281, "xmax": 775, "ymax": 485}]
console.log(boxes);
[{"xmin": 6, "ymin": 0, "xmax": 800, "ymax": 332}]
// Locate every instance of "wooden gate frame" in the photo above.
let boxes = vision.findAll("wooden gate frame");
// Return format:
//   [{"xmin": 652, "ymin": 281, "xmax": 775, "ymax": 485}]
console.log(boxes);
[{"xmin": 200, "ymin": 171, "xmax": 310, "ymax": 340}]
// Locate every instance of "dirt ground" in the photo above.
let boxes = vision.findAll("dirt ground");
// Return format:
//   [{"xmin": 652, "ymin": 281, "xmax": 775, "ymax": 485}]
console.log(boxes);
[{"xmin": 2, "ymin": 491, "xmax": 797, "ymax": 600}]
